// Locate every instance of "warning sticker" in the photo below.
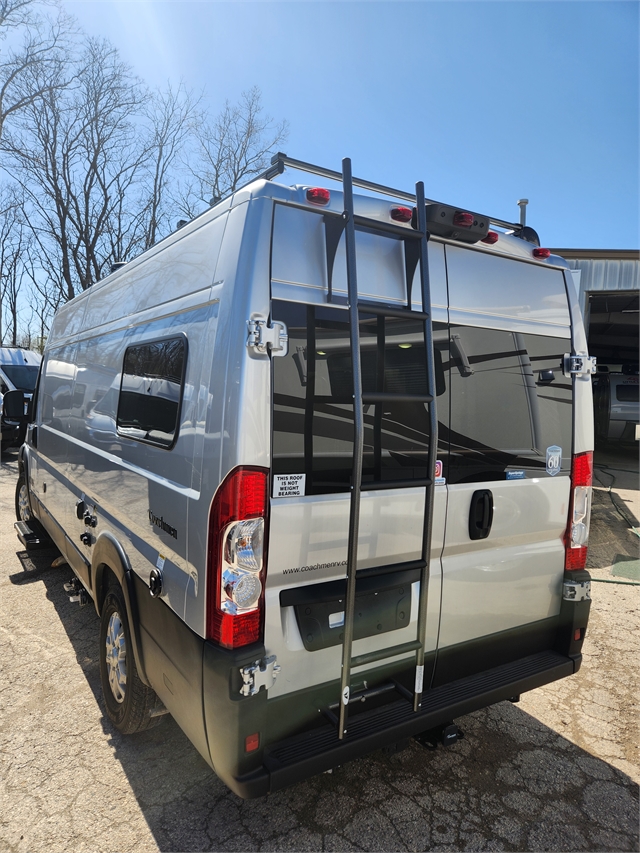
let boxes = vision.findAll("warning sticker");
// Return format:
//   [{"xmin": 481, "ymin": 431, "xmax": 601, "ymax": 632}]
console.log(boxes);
[
  {"xmin": 435, "ymin": 460, "xmax": 446, "ymax": 486},
  {"xmin": 273, "ymin": 474, "xmax": 306, "ymax": 498}
]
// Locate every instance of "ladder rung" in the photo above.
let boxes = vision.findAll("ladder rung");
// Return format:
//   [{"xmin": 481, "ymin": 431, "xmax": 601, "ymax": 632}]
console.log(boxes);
[
  {"xmin": 351, "ymin": 640, "xmax": 423, "ymax": 669},
  {"xmin": 361, "ymin": 478, "xmax": 432, "ymax": 491},
  {"xmin": 358, "ymin": 302, "xmax": 430, "ymax": 322},
  {"xmin": 362, "ymin": 392, "xmax": 433, "ymax": 404}
]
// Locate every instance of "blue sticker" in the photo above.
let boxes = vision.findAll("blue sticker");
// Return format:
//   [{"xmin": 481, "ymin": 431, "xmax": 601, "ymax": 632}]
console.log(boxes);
[
  {"xmin": 546, "ymin": 445, "xmax": 562, "ymax": 476},
  {"xmin": 506, "ymin": 470, "xmax": 526, "ymax": 480}
]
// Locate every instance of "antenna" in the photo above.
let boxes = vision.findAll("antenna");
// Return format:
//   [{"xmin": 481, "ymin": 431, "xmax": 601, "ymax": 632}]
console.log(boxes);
[{"xmin": 517, "ymin": 199, "xmax": 529, "ymax": 227}]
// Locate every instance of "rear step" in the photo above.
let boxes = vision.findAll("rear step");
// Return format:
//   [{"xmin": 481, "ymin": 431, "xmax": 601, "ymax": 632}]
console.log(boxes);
[
  {"xmin": 14, "ymin": 520, "xmax": 53, "ymax": 550},
  {"xmin": 262, "ymin": 651, "xmax": 575, "ymax": 789}
]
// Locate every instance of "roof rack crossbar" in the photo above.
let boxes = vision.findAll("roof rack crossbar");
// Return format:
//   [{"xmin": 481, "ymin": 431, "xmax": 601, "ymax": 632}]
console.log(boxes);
[{"xmin": 264, "ymin": 153, "xmax": 519, "ymax": 231}]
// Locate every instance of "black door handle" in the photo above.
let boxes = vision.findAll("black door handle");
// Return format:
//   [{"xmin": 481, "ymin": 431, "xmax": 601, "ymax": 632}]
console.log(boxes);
[{"xmin": 469, "ymin": 489, "xmax": 494, "ymax": 540}]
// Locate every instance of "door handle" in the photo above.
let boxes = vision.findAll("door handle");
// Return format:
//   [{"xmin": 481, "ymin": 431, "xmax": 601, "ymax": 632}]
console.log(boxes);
[{"xmin": 469, "ymin": 489, "xmax": 494, "ymax": 540}]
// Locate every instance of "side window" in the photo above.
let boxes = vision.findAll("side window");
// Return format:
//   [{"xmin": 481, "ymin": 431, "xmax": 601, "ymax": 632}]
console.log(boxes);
[
  {"xmin": 272, "ymin": 300, "xmax": 447, "ymax": 495},
  {"xmin": 116, "ymin": 336, "xmax": 187, "ymax": 449},
  {"xmin": 446, "ymin": 326, "xmax": 572, "ymax": 484}
]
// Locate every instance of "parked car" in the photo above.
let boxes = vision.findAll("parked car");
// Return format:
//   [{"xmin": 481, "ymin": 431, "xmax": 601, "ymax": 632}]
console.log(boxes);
[{"xmin": 0, "ymin": 347, "xmax": 41, "ymax": 452}]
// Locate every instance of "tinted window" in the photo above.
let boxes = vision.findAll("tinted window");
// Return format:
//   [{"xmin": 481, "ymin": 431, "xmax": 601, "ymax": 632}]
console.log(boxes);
[
  {"xmin": 615, "ymin": 384, "xmax": 639, "ymax": 402},
  {"xmin": 445, "ymin": 326, "xmax": 572, "ymax": 484},
  {"xmin": 116, "ymin": 337, "xmax": 186, "ymax": 448},
  {"xmin": 272, "ymin": 301, "xmax": 446, "ymax": 494},
  {"xmin": 3, "ymin": 364, "xmax": 39, "ymax": 391}
]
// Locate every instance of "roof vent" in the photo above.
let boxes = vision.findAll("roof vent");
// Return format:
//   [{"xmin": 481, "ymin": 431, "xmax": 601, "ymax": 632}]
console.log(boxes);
[{"xmin": 110, "ymin": 261, "xmax": 127, "ymax": 274}]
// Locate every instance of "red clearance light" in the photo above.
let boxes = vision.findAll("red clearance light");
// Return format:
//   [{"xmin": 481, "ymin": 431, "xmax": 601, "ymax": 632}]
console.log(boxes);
[
  {"xmin": 206, "ymin": 466, "xmax": 269, "ymax": 649},
  {"xmin": 306, "ymin": 187, "xmax": 330, "ymax": 206},
  {"xmin": 533, "ymin": 248, "xmax": 551, "ymax": 259},
  {"xmin": 452, "ymin": 211, "xmax": 474, "ymax": 228},
  {"xmin": 564, "ymin": 451, "xmax": 593, "ymax": 571},
  {"xmin": 390, "ymin": 206, "xmax": 413, "ymax": 223},
  {"xmin": 245, "ymin": 732, "xmax": 260, "ymax": 753},
  {"xmin": 481, "ymin": 231, "xmax": 499, "ymax": 245}
]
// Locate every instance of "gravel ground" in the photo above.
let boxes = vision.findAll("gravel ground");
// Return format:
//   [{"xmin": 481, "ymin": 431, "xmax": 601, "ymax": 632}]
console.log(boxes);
[{"xmin": 0, "ymin": 446, "xmax": 638, "ymax": 853}]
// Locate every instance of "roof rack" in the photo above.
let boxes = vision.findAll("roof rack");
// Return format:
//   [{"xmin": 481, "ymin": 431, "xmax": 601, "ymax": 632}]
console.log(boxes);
[{"xmin": 261, "ymin": 153, "xmax": 520, "ymax": 232}]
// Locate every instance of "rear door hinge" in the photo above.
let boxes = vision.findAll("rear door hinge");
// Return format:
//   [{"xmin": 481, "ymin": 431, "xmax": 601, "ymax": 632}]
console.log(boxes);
[
  {"xmin": 239, "ymin": 655, "xmax": 281, "ymax": 697},
  {"xmin": 247, "ymin": 317, "xmax": 288, "ymax": 356},
  {"xmin": 563, "ymin": 580, "xmax": 591, "ymax": 602},
  {"xmin": 563, "ymin": 354, "xmax": 596, "ymax": 377}
]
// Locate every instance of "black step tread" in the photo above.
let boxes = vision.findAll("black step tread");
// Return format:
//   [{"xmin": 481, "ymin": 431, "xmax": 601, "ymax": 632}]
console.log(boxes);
[
  {"xmin": 264, "ymin": 650, "xmax": 568, "ymax": 769},
  {"xmin": 14, "ymin": 519, "xmax": 53, "ymax": 549}
]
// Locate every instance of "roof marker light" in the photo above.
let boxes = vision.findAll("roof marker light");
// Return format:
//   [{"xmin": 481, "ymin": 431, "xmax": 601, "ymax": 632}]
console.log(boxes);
[
  {"xmin": 482, "ymin": 231, "xmax": 499, "ymax": 245},
  {"xmin": 306, "ymin": 187, "xmax": 330, "ymax": 206},
  {"xmin": 390, "ymin": 206, "xmax": 413, "ymax": 223},
  {"xmin": 452, "ymin": 211, "xmax": 474, "ymax": 228},
  {"xmin": 533, "ymin": 247, "xmax": 551, "ymax": 259}
]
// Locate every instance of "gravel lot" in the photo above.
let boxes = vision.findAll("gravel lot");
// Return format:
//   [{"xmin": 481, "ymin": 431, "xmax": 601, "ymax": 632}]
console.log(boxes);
[{"xmin": 1, "ymin": 446, "xmax": 638, "ymax": 852}]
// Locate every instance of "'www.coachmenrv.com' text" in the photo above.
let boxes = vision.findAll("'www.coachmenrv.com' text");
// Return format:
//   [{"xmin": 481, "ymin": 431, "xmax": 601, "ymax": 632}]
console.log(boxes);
[{"xmin": 282, "ymin": 560, "xmax": 348, "ymax": 575}]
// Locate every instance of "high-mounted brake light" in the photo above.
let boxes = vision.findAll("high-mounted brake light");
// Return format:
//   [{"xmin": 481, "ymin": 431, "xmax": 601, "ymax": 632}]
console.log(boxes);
[
  {"xmin": 482, "ymin": 231, "xmax": 499, "ymax": 245},
  {"xmin": 452, "ymin": 211, "xmax": 475, "ymax": 228},
  {"xmin": 306, "ymin": 187, "xmax": 330, "ymax": 206},
  {"xmin": 206, "ymin": 467, "xmax": 269, "ymax": 649},
  {"xmin": 564, "ymin": 451, "xmax": 593, "ymax": 571},
  {"xmin": 533, "ymin": 247, "xmax": 551, "ymax": 259},
  {"xmin": 390, "ymin": 206, "xmax": 413, "ymax": 223}
]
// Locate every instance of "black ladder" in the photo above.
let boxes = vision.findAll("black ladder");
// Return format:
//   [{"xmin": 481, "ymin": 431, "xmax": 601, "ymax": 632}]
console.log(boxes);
[{"xmin": 269, "ymin": 155, "xmax": 439, "ymax": 739}]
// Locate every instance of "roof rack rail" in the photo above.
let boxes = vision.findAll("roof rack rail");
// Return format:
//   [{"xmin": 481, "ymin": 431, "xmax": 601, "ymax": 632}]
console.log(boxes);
[{"xmin": 261, "ymin": 153, "xmax": 520, "ymax": 231}]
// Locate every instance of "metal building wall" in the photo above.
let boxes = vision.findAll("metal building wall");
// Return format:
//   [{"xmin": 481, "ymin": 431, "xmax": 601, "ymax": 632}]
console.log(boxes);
[{"xmin": 564, "ymin": 258, "xmax": 639, "ymax": 318}]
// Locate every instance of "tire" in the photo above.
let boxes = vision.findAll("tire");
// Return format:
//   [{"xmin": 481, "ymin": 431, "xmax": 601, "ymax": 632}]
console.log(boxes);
[
  {"xmin": 99, "ymin": 583, "xmax": 162, "ymax": 734},
  {"xmin": 15, "ymin": 472, "xmax": 32, "ymax": 522}
]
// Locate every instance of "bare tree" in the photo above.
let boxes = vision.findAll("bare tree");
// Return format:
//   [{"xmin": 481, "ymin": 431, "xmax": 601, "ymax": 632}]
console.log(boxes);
[
  {"xmin": 0, "ymin": 0, "xmax": 76, "ymax": 141},
  {"xmin": 137, "ymin": 81, "xmax": 199, "ymax": 250},
  {"xmin": 2, "ymin": 37, "xmax": 149, "ymax": 300},
  {"xmin": 181, "ymin": 86, "xmax": 288, "ymax": 216},
  {"xmin": 0, "ymin": 183, "xmax": 27, "ymax": 344}
]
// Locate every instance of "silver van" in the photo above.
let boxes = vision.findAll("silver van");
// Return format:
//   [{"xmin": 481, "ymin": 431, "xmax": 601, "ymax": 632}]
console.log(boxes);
[{"xmin": 15, "ymin": 156, "xmax": 595, "ymax": 798}]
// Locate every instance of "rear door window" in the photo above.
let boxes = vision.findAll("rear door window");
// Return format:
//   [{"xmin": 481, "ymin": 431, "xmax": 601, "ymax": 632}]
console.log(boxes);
[
  {"xmin": 445, "ymin": 326, "xmax": 573, "ymax": 483},
  {"xmin": 272, "ymin": 300, "xmax": 447, "ymax": 494}
]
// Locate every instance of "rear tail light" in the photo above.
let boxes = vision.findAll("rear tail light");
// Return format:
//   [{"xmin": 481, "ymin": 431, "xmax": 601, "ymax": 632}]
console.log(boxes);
[
  {"xmin": 564, "ymin": 451, "xmax": 593, "ymax": 571},
  {"xmin": 452, "ymin": 211, "xmax": 475, "ymax": 228},
  {"xmin": 206, "ymin": 467, "xmax": 269, "ymax": 648},
  {"xmin": 390, "ymin": 206, "xmax": 413, "ymax": 223},
  {"xmin": 306, "ymin": 187, "xmax": 330, "ymax": 206},
  {"xmin": 533, "ymin": 247, "xmax": 551, "ymax": 259},
  {"xmin": 482, "ymin": 231, "xmax": 499, "ymax": 245}
]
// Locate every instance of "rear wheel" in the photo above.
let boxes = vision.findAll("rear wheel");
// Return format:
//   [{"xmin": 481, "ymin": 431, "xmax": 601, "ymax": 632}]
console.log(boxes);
[
  {"xmin": 15, "ymin": 472, "xmax": 32, "ymax": 522},
  {"xmin": 99, "ymin": 583, "xmax": 162, "ymax": 733}
]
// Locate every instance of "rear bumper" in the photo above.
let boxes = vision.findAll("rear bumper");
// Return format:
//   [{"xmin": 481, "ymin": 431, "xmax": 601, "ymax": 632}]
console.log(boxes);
[{"xmin": 230, "ymin": 648, "xmax": 579, "ymax": 798}]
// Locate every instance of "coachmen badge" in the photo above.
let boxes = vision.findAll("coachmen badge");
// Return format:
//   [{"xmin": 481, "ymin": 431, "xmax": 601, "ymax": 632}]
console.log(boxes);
[{"xmin": 546, "ymin": 445, "xmax": 562, "ymax": 476}]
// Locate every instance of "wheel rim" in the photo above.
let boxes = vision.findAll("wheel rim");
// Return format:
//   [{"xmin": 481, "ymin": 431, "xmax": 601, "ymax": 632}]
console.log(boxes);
[
  {"xmin": 105, "ymin": 611, "xmax": 127, "ymax": 704},
  {"xmin": 18, "ymin": 484, "xmax": 31, "ymax": 521}
]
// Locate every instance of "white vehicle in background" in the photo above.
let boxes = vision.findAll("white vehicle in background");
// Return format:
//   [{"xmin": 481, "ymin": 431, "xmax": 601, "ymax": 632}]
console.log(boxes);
[
  {"xmin": 14, "ymin": 155, "xmax": 595, "ymax": 798},
  {"xmin": 593, "ymin": 366, "xmax": 639, "ymax": 442},
  {"xmin": 0, "ymin": 347, "xmax": 41, "ymax": 451}
]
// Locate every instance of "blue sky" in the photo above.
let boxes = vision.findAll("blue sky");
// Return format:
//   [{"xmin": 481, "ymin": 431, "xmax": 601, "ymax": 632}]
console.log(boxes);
[{"xmin": 65, "ymin": 1, "xmax": 638, "ymax": 249}]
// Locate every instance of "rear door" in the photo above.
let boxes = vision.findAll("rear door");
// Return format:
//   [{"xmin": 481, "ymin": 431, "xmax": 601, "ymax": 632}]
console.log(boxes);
[
  {"xmin": 264, "ymin": 203, "xmax": 449, "ymax": 703},
  {"xmin": 434, "ymin": 246, "xmax": 574, "ymax": 685}
]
